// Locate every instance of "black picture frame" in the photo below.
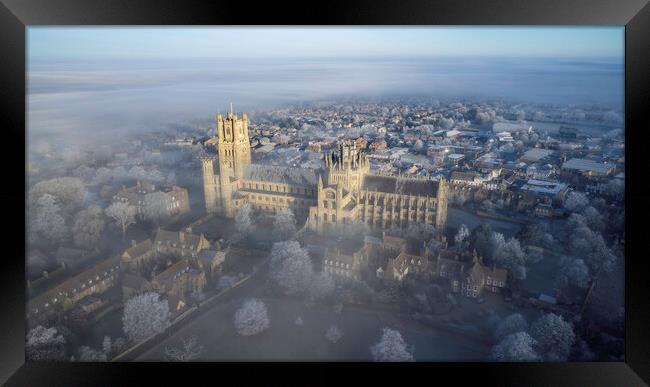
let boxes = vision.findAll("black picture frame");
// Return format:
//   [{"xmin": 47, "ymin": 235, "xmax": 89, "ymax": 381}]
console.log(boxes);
[{"xmin": 1, "ymin": 0, "xmax": 649, "ymax": 385}]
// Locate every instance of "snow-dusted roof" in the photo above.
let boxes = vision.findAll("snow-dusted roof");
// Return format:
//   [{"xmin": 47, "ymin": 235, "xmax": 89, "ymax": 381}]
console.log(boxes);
[
  {"xmin": 244, "ymin": 164, "xmax": 319, "ymax": 186},
  {"xmin": 561, "ymin": 158, "xmax": 614, "ymax": 174}
]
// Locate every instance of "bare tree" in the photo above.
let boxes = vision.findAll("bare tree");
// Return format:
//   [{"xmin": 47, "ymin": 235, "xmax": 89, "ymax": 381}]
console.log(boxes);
[
  {"xmin": 105, "ymin": 201, "xmax": 137, "ymax": 240},
  {"xmin": 122, "ymin": 292, "xmax": 170, "ymax": 343},
  {"xmin": 233, "ymin": 298, "xmax": 270, "ymax": 336},
  {"xmin": 143, "ymin": 192, "xmax": 173, "ymax": 225},
  {"xmin": 164, "ymin": 335, "xmax": 203, "ymax": 361}
]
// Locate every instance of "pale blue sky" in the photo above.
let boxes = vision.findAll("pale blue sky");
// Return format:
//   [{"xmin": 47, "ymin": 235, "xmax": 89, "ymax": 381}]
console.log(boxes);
[{"xmin": 28, "ymin": 27, "xmax": 624, "ymax": 61}]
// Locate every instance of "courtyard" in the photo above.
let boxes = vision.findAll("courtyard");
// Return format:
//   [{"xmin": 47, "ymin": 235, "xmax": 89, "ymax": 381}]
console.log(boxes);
[{"xmin": 136, "ymin": 296, "xmax": 491, "ymax": 361}]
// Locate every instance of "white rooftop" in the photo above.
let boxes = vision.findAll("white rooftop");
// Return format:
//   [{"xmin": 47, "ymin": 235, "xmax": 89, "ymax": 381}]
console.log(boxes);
[
  {"xmin": 520, "ymin": 148, "xmax": 554, "ymax": 162},
  {"xmin": 562, "ymin": 158, "xmax": 613, "ymax": 174}
]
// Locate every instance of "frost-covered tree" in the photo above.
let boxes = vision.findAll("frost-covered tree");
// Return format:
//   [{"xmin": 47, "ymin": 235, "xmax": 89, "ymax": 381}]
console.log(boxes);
[
  {"xmin": 112, "ymin": 337, "xmax": 127, "ymax": 355},
  {"xmin": 77, "ymin": 346, "xmax": 107, "ymax": 362},
  {"xmin": 72, "ymin": 205, "xmax": 105, "ymax": 250},
  {"xmin": 518, "ymin": 223, "xmax": 555, "ymax": 250},
  {"xmin": 122, "ymin": 292, "xmax": 170, "ymax": 343},
  {"xmin": 494, "ymin": 313, "xmax": 529, "ymax": 342},
  {"xmin": 370, "ymin": 328, "xmax": 414, "ymax": 362},
  {"xmin": 325, "ymin": 325, "xmax": 343, "ymax": 343},
  {"xmin": 30, "ymin": 177, "xmax": 86, "ymax": 217},
  {"xmin": 164, "ymin": 335, "xmax": 203, "ymax": 361},
  {"xmin": 481, "ymin": 199, "xmax": 495, "ymax": 212},
  {"xmin": 273, "ymin": 208, "xmax": 296, "ymax": 240},
  {"xmin": 269, "ymin": 241, "xmax": 314, "ymax": 296},
  {"xmin": 470, "ymin": 223, "xmax": 493, "ymax": 259},
  {"xmin": 26, "ymin": 325, "xmax": 67, "ymax": 361},
  {"xmin": 30, "ymin": 193, "xmax": 69, "ymax": 245},
  {"xmin": 603, "ymin": 179, "xmax": 624, "ymax": 199},
  {"xmin": 294, "ymin": 316, "xmax": 304, "ymax": 326},
  {"xmin": 91, "ymin": 167, "xmax": 113, "ymax": 186},
  {"xmin": 233, "ymin": 298, "xmax": 270, "ymax": 336},
  {"xmin": 529, "ymin": 313, "xmax": 576, "ymax": 361},
  {"xmin": 234, "ymin": 203, "xmax": 254, "ymax": 238},
  {"xmin": 143, "ymin": 192, "xmax": 173, "ymax": 225},
  {"xmin": 454, "ymin": 224, "xmax": 470, "ymax": 250},
  {"xmin": 105, "ymin": 201, "xmax": 137, "ymax": 240},
  {"xmin": 438, "ymin": 117, "xmax": 454, "ymax": 130},
  {"xmin": 309, "ymin": 272, "xmax": 336, "ymax": 301},
  {"xmin": 492, "ymin": 234, "xmax": 528, "ymax": 280},
  {"xmin": 557, "ymin": 257, "xmax": 591, "ymax": 289},
  {"xmin": 72, "ymin": 165, "xmax": 96, "ymax": 183},
  {"xmin": 564, "ymin": 191, "xmax": 589, "ymax": 213},
  {"xmin": 582, "ymin": 206, "xmax": 605, "ymax": 233},
  {"xmin": 567, "ymin": 214, "xmax": 617, "ymax": 273},
  {"xmin": 490, "ymin": 332, "xmax": 539, "ymax": 362}
]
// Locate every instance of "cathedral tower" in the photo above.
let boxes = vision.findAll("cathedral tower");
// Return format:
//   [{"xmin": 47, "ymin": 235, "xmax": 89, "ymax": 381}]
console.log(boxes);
[
  {"xmin": 200, "ymin": 156, "xmax": 219, "ymax": 214},
  {"xmin": 324, "ymin": 140, "xmax": 369, "ymax": 192},
  {"xmin": 217, "ymin": 109, "xmax": 251, "ymax": 180},
  {"xmin": 216, "ymin": 108, "xmax": 251, "ymax": 217}
]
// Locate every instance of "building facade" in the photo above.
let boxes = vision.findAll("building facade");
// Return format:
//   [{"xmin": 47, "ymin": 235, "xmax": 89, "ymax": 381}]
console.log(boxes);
[
  {"xmin": 201, "ymin": 112, "xmax": 449, "ymax": 234},
  {"xmin": 114, "ymin": 181, "xmax": 190, "ymax": 219}
]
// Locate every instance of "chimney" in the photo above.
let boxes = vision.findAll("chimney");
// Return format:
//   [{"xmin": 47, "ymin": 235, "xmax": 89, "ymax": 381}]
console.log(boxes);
[{"xmin": 131, "ymin": 240, "xmax": 137, "ymax": 247}]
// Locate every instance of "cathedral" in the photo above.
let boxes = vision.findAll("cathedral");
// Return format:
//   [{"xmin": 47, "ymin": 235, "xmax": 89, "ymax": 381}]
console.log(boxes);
[{"xmin": 201, "ymin": 111, "xmax": 448, "ymax": 234}]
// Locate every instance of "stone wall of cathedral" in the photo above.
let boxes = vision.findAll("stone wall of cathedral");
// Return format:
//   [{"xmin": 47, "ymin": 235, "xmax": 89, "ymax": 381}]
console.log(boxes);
[{"xmin": 201, "ymin": 111, "xmax": 448, "ymax": 235}]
